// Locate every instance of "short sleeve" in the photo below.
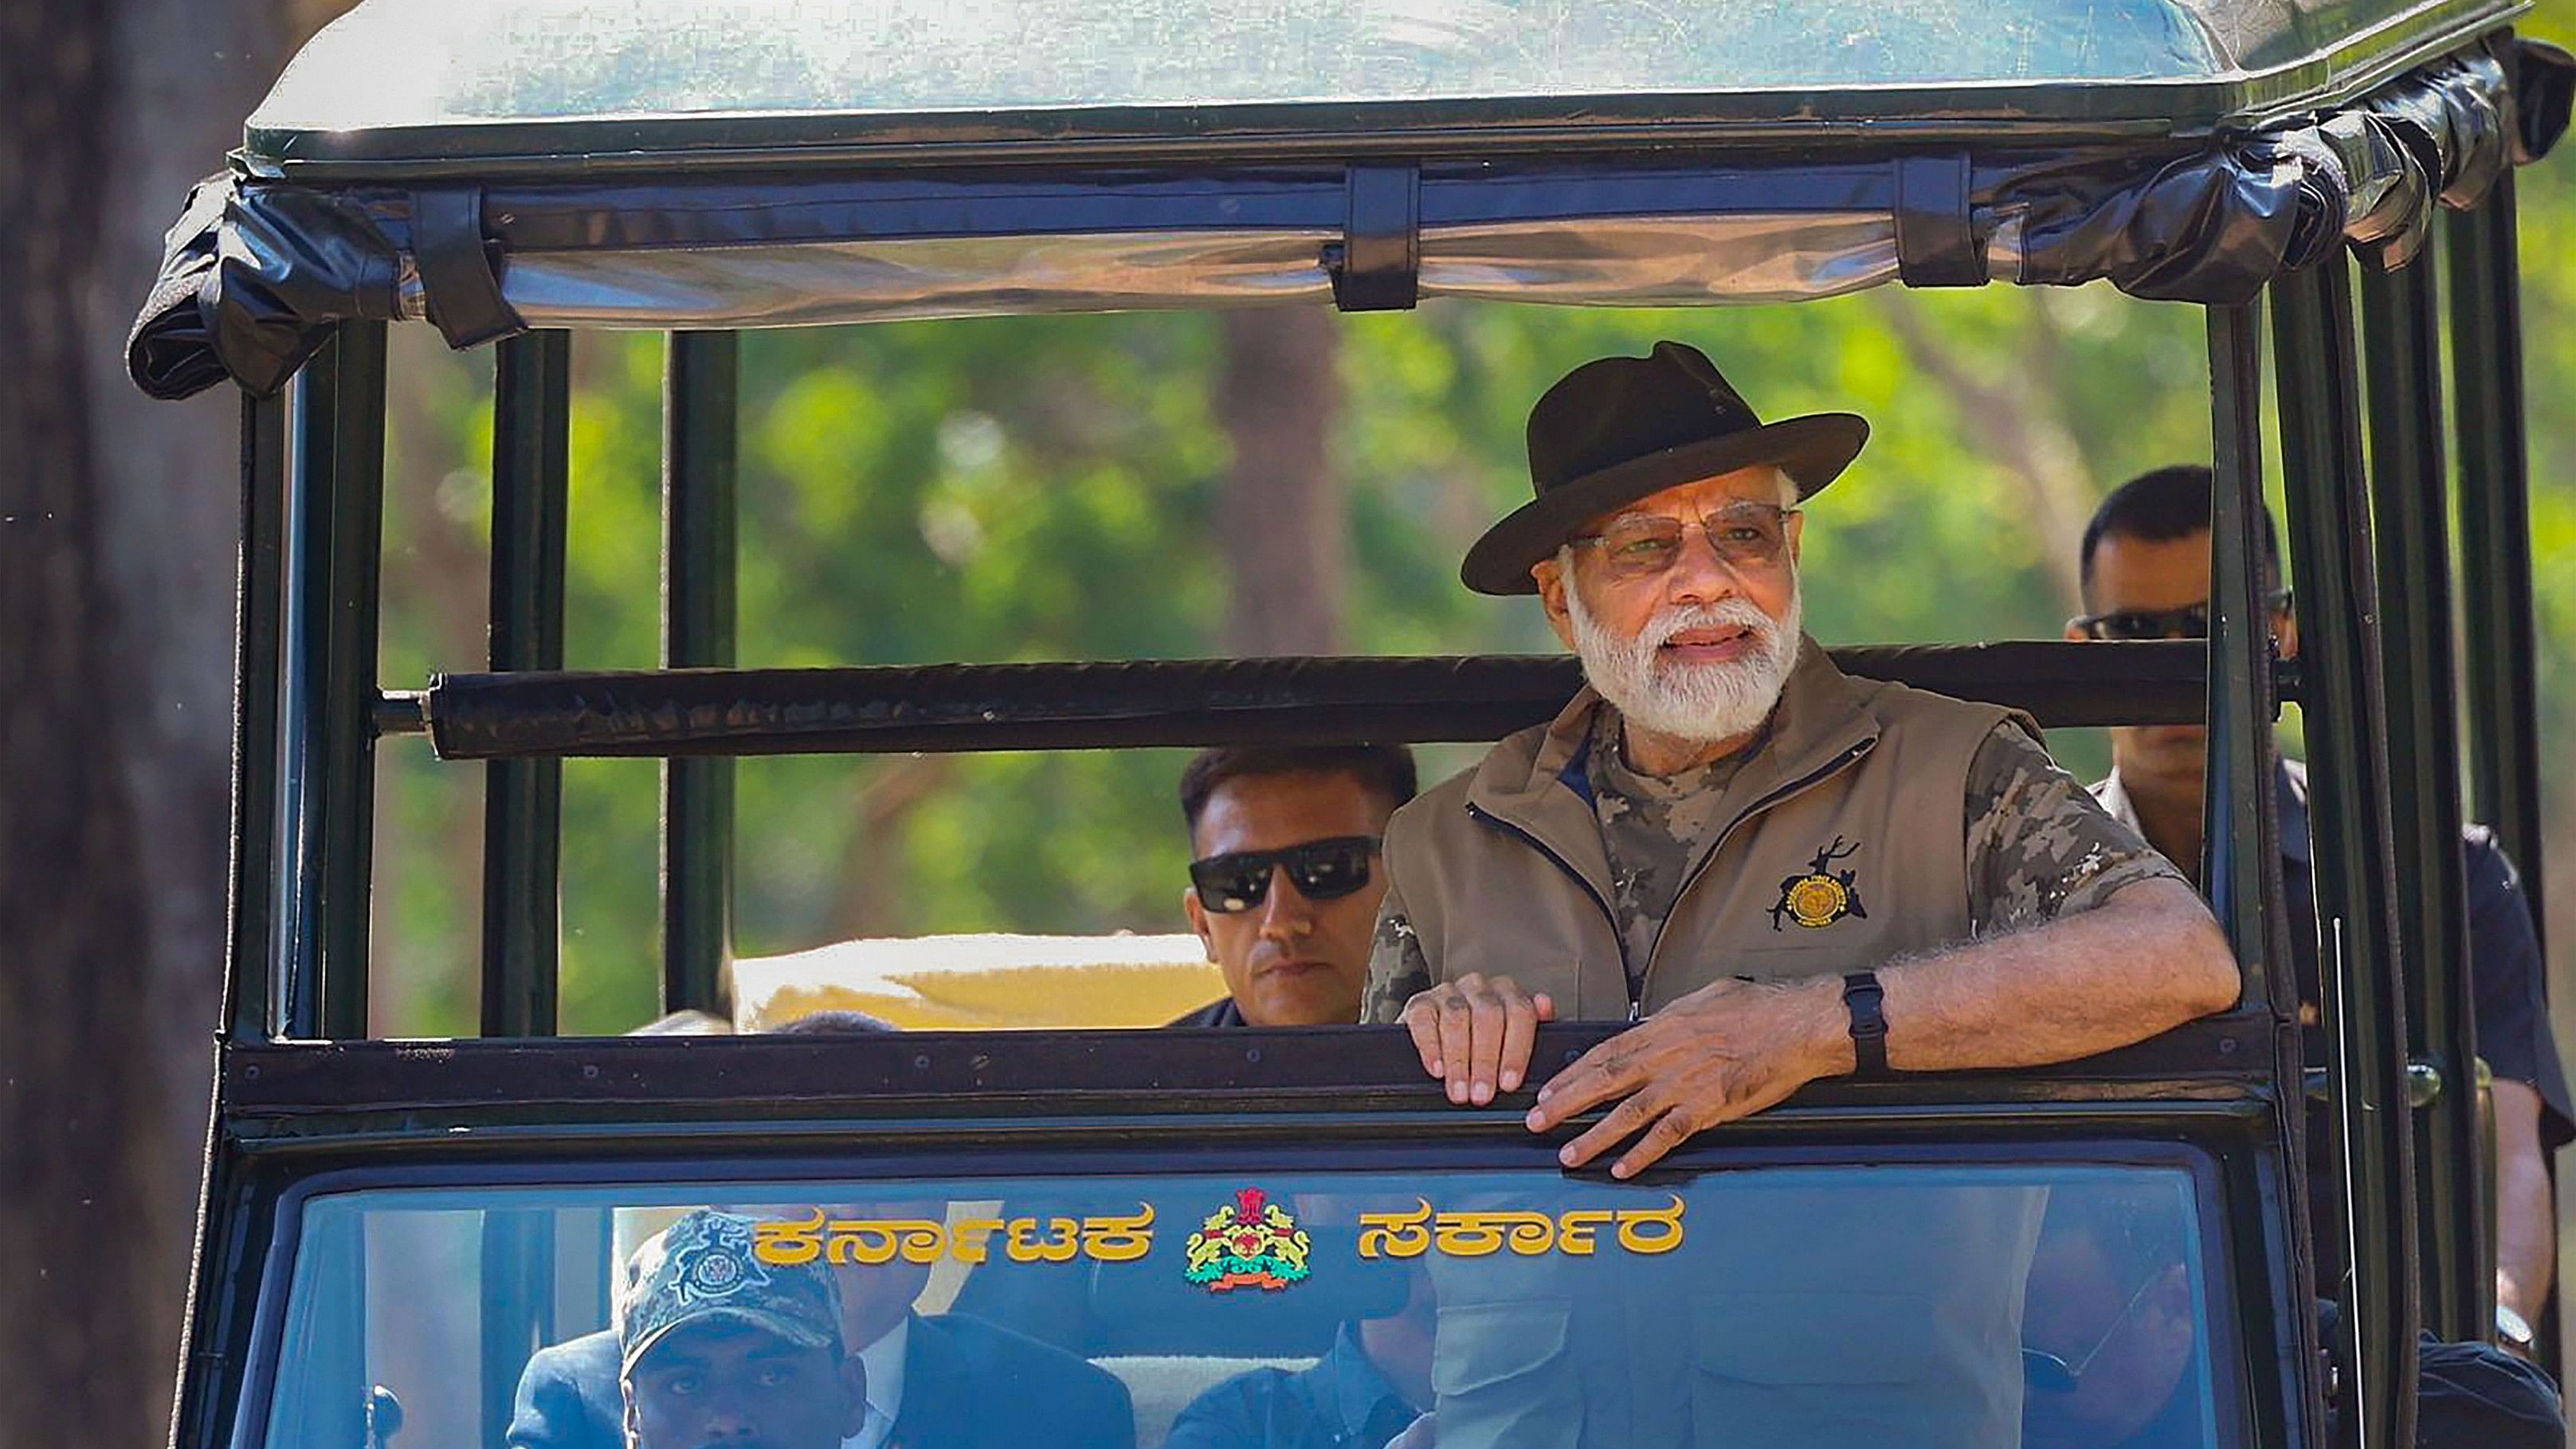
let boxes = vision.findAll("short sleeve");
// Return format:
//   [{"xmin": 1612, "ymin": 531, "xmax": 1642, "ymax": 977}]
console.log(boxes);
[
  {"xmin": 2463, "ymin": 827, "xmax": 2576, "ymax": 1148},
  {"xmin": 1963, "ymin": 722, "xmax": 2185, "ymax": 935},
  {"xmin": 1362, "ymin": 880, "xmax": 1433, "ymax": 1024}
]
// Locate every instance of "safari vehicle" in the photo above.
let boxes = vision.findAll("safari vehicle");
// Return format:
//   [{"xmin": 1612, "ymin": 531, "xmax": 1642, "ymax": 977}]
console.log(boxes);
[{"xmin": 127, "ymin": 2, "xmax": 2573, "ymax": 1446}]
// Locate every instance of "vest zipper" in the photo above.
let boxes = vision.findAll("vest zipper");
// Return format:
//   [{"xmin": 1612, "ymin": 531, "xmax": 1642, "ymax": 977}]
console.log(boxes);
[
  {"xmin": 1633, "ymin": 738, "xmax": 1877, "ymax": 1016},
  {"xmin": 1464, "ymin": 801, "xmax": 1622, "ymax": 1013}
]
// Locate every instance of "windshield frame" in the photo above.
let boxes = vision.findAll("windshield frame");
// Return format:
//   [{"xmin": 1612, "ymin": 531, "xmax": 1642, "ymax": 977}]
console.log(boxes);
[{"xmin": 233, "ymin": 1132, "xmax": 2264, "ymax": 1449}]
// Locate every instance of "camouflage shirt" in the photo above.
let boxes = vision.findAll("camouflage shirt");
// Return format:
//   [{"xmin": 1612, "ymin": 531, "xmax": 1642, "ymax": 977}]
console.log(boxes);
[{"xmin": 1363, "ymin": 711, "xmax": 2180, "ymax": 1021}]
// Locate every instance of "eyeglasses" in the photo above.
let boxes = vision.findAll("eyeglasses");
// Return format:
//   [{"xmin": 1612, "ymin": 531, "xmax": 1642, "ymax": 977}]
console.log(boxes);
[
  {"xmin": 1189, "ymin": 836, "xmax": 1382, "ymax": 914},
  {"xmin": 1566, "ymin": 503, "xmax": 1794, "ymax": 582},
  {"xmin": 2066, "ymin": 592, "xmax": 2291, "ymax": 641},
  {"xmin": 2021, "ymin": 1269, "xmax": 2162, "ymax": 1392}
]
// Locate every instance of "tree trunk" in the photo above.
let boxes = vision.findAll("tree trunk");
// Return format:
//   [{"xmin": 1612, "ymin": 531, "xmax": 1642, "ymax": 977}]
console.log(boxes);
[
  {"xmin": 1213, "ymin": 310, "xmax": 1346, "ymax": 655},
  {"xmin": 0, "ymin": 0, "xmax": 288, "ymax": 1443}
]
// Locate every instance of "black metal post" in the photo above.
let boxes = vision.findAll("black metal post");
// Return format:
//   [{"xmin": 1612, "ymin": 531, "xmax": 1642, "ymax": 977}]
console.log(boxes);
[
  {"xmin": 2359, "ymin": 257, "xmax": 2487, "ymax": 1341},
  {"xmin": 279, "ymin": 343, "xmax": 331, "ymax": 1037},
  {"xmin": 2206, "ymin": 301, "xmax": 2323, "ymax": 1446},
  {"xmin": 226, "ymin": 388, "xmax": 288, "ymax": 1043},
  {"xmin": 661, "ymin": 331, "xmax": 739, "ymax": 1015},
  {"xmin": 317, "ymin": 320, "xmax": 388, "ymax": 1040},
  {"xmin": 2445, "ymin": 168, "xmax": 2555, "ymax": 1375},
  {"xmin": 481, "ymin": 331, "xmax": 572, "ymax": 1037},
  {"xmin": 2447, "ymin": 179, "xmax": 2547, "ymax": 940},
  {"xmin": 2203, "ymin": 302, "xmax": 2292, "ymax": 1019},
  {"xmin": 280, "ymin": 323, "xmax": 388, "ymax": 1039},
  {"xmin": 2272, "ymin": 258, "xmax": 2420, "ymax": 1449}
]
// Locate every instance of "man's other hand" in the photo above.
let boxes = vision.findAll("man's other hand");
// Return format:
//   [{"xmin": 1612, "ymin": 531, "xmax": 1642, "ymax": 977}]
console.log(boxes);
[
  {"xmin": 1401, "ymin": 973, "xmax": 1556, "ymax": 1106},
  {"xmin": 1527, "ymin": 976, "xmax": 1849, "ymax": 1179}
]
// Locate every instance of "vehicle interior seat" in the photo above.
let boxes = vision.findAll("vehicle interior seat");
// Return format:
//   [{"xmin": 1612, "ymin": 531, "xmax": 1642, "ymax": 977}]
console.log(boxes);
[{"xmin": 731, "ymin": 931, "xmax": 1223, "ymax": 1029}]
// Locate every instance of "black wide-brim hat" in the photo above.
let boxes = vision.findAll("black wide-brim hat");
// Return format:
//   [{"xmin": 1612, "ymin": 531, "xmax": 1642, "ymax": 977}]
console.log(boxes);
[{"xmin": 1461, "ymin": 341, "xmax": 1869, "ymax": 596}]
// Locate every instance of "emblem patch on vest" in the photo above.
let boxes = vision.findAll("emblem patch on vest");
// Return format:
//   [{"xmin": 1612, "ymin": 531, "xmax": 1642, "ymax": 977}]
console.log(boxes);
[{"xmin": 1770, "ymin": 836, "xmax": 1868, "ymax": 930}]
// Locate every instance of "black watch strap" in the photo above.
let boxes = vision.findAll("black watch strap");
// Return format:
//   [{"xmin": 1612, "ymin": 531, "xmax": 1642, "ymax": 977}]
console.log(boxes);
[{"xmin": 1842, "ymin": 971, "xmax": 1889, "ymax": 1077}]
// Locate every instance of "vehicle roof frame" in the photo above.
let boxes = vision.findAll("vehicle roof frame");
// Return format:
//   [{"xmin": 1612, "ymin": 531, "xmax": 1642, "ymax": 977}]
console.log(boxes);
[
  {"xmin": 235, "ymin": 0, "xmax": 2526, "ymax": 177},
  {"xmin": 158, "ymin": 18, "xmax": 2570, "ymax": 1449}
]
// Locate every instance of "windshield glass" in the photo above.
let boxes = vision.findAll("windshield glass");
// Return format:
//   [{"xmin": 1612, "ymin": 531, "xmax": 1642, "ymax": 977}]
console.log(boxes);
[{"xmin": 257, "ymin": 1152, "xmax": 2233, "ymax": 1448}]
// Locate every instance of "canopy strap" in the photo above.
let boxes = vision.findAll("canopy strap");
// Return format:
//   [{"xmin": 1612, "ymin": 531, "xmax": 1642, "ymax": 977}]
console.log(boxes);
[
  {"xmin": 1895, "ymin": 152, "xmax": 1986, "ymax": 288},
  {"xmin": 1328, "ymin": 164, "xmax": 1420, "ymax": 311},
  {"xmin": 412, "ymin": 188, "xmax": 525, "ymax": 348}
]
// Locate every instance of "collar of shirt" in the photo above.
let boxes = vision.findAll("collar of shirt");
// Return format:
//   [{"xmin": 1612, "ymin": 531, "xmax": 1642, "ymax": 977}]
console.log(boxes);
[
  {"xmin": 1319, "ymin": 1320, "xmax": 1418, "ymax": 1440},
  {"xmin": 842, "ymin": 1314, "xmax": 910, "ymax": 1449},
  {"xmin": 1579, "ymin": 703, "xmax": 1762, "ymax": 804},
  {"xmin": 2092, "ymin": 760, "xmax": 2312, "ymax": 871}
]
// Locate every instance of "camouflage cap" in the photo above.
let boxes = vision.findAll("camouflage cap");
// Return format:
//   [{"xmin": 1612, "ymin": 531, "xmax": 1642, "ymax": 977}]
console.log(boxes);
[{"xmin": 616, "ymin": 1208, "xmax": 845, "ymax": 1377}]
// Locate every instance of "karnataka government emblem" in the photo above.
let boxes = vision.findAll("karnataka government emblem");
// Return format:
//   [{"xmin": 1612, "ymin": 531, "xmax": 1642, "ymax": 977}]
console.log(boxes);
[
  {"xmin": 1770, "ymin": 836, "xmax": 1868, "ymax": 930},
  {"xmin": 1183, "ymin": 1187, "xmax": 1313, "ymax": 1293}
]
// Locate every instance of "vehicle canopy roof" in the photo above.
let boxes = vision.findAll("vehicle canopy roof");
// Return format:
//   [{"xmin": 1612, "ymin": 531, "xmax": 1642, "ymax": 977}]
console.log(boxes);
[
  {"xmin": 253, "ymin": 0, "xmax": 2522, "ymax": 168},
  {"xmin": 127, "ymin": 0, "xmax": 2572, "ymax": 402}
]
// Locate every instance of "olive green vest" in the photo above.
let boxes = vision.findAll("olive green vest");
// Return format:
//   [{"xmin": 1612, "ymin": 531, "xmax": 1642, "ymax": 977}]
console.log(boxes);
[{"xmin": 1385, "ymin": 637, "xmax": 2016, "ymax": 1018}]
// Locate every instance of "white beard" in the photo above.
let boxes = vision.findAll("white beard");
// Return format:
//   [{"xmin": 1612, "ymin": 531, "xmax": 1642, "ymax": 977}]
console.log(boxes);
[{"xmin": 1564, "ymin": 574, "xmax": 1803, "ymax": 748}]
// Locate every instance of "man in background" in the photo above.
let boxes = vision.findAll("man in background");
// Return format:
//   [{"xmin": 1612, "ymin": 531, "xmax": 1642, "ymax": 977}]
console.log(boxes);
[
  {"xmin": 1172, "ymin": 745, "xmax": 1416, "ymax": 1027},
  {"xmin": 2071, "ymin": 464, "xmax": 2574, "ymax": 1349}
]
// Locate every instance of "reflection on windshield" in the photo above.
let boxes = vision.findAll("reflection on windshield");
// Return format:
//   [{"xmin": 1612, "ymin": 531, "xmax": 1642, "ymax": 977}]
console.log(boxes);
[{"xmin": 263, "ymin": 1161, "xmax": 2226, "ymax": 1448}]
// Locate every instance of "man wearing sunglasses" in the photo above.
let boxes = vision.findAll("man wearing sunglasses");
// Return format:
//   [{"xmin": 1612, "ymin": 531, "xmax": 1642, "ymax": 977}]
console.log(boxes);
[
  {"xmin": 1174, "ymin": 745, "xmax": 1417, "ymax": 1028},
  {"xmin": 1345, "ymin": 343, "xmax": 2238, "ymax": 1445},
  {"xmin": 2074, "ymin": 464, "xmax": 2574, "ymax": 1357}
]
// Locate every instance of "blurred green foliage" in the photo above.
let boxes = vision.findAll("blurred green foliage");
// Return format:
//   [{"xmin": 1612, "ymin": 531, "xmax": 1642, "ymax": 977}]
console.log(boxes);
[{"xmin": 367, "ymin": 29, "xmax": 2576, "ymax": 1036}]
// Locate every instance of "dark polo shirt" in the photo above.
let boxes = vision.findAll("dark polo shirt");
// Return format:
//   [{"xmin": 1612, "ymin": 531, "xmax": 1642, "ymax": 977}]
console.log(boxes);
[{"xmin": 2096, "ymin": 761, "xmax": 2574, "ymax": 1276}]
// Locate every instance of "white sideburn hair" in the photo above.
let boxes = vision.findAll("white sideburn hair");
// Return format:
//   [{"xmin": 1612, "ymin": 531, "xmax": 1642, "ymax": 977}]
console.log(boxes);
[{"xmin": 1559, "ymin": 541, "xmax": 1804, "ymax": 749}]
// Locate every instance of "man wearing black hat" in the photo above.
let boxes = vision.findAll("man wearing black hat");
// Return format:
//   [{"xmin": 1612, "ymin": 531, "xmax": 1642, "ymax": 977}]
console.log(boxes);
[
  {"xmin": 1349, "ymin": 343, "xmax": 2243, "ymax": 1445},
  {"xmin": 1365, "ymin": 340, "xmax": 2238, "ymax": 1158}
]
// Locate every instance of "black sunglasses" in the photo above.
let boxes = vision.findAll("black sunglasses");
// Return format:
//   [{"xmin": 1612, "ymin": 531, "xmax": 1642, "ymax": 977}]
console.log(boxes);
[
  {"xmin": 1189, "ymin": 836, "xmax": 1382, "ymax": 914},
  {"xmin": 2067, "ymin": 592, "xmax": 2291, "ymax": 641}
]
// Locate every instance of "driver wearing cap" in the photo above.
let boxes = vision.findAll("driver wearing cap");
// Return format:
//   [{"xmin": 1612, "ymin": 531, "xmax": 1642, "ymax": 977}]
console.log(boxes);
[{"xmin": 618, "ymin": 1209, "xmax": 868, "ymax": 1449}]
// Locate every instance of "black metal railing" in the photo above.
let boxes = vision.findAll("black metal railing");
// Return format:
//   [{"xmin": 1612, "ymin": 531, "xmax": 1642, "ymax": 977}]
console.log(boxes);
[
  {"xmin": 2274, "ymin": 257, "xmax": 2421, "ymax": 1449},
  {"xmin": 2360, "ymin": 253, "xmax": 2487, "ymax": 1342}
]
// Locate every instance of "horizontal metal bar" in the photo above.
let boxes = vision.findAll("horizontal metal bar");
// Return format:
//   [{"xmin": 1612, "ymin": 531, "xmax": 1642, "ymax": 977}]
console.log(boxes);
[
  {"xmin": 415, "ymin": 640, "xmax": 2249, "ymax": 760},
  {"xmin": 222, "ymin": 1009, "xmax": 2272, "ymax": 1115},
  {"xmin": 378, "ymin": 692, "xmax": 427, "ymax": 734}
]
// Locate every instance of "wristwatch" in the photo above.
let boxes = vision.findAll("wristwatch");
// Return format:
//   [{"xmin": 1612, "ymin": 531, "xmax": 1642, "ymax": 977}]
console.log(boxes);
[
  {"xmin": 2496, "ymin": 1303, "xmax": 2535, "ymax": 1355},
  {"xmin": 1841, "ymin": 971, "xmax": 1888, "ymax": 1077}
]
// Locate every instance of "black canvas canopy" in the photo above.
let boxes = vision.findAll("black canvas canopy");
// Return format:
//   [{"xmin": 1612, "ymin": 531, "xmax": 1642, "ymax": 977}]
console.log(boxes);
[{"xmin": 128, "ymin": 0, "xmax": 2572, "ymax": 400}]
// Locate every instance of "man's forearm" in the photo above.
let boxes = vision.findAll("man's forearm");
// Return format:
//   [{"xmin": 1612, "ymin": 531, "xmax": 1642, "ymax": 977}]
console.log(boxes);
[
  {"xmin": 1876, "ymin": 878, "xmax": 2240, "ymax": 1072},
  {"xmin": 2492, "ymin": 1080, "xmax": 2555, "ymax": 1320}
]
